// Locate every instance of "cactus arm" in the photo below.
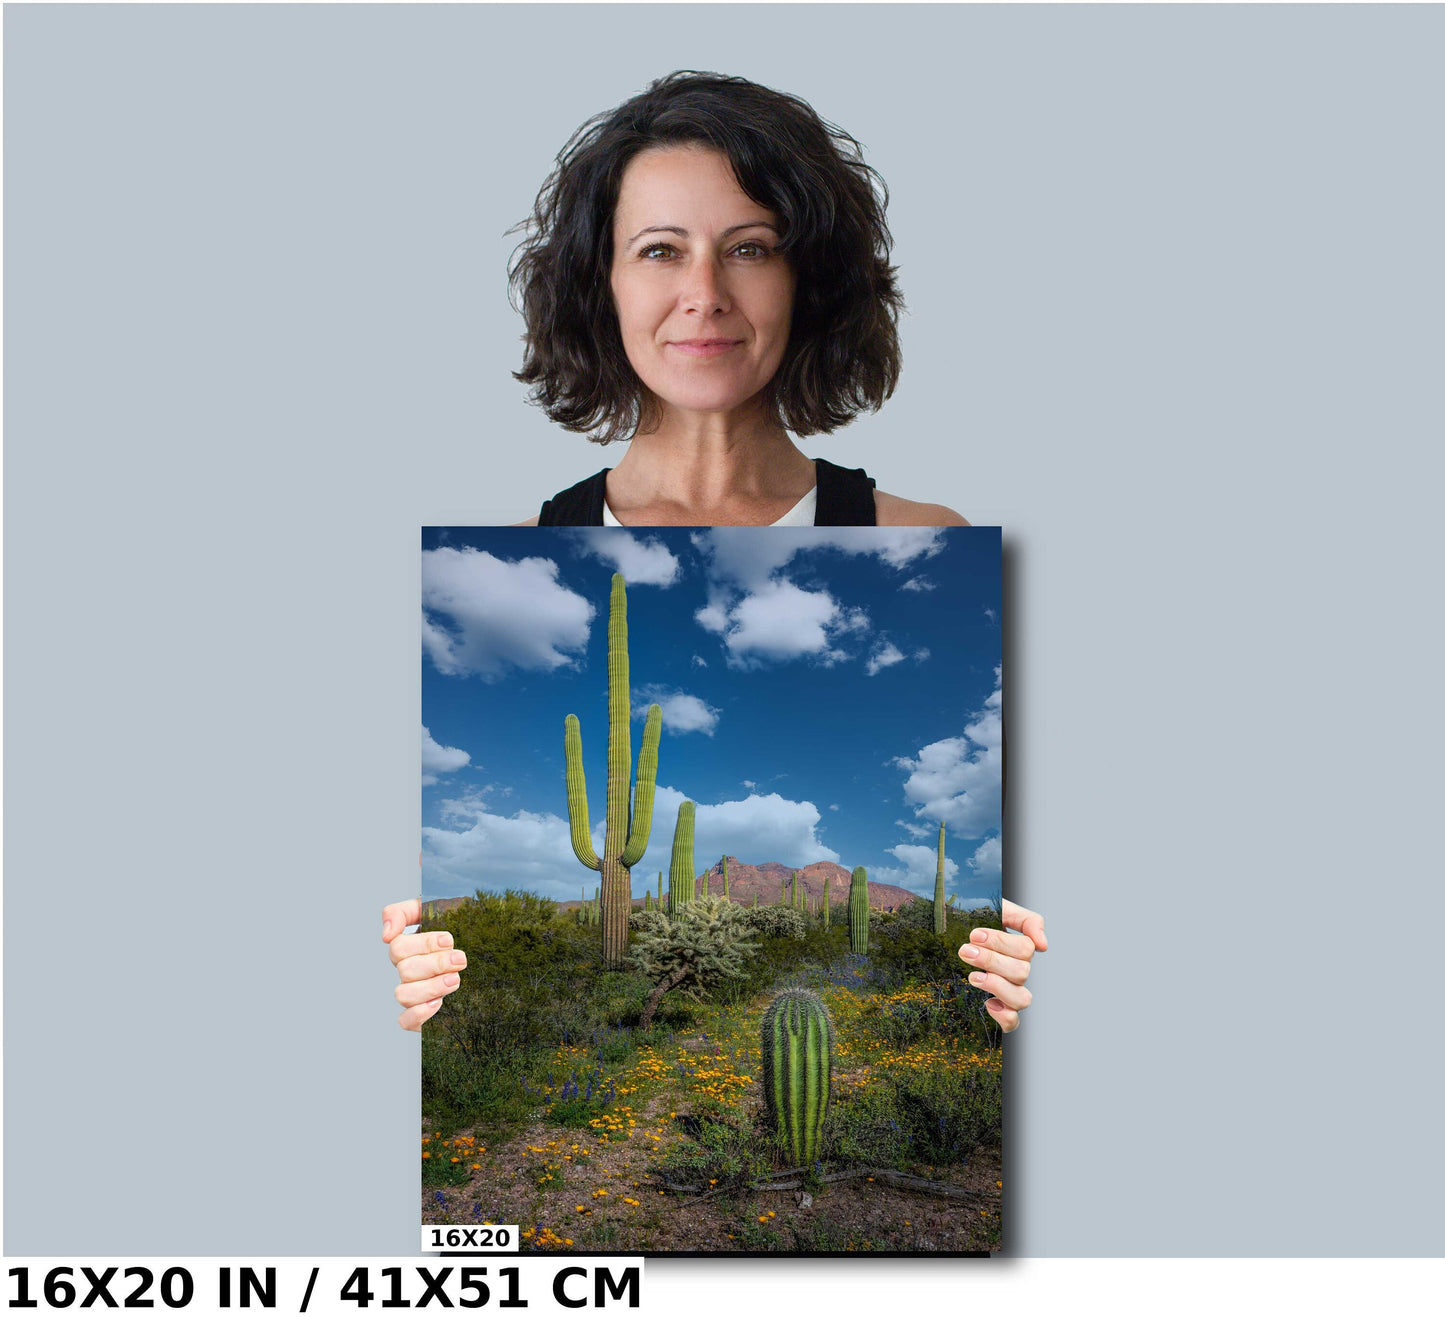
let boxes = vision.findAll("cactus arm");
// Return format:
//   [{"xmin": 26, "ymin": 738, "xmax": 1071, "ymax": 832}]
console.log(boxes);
[
  {"xmin": 564, "ymin": 714, "xmax": 601, "ymax": 870},
  {"xmin": 621, "ymin": 703, "xmax": 661, "ymax": 866}
]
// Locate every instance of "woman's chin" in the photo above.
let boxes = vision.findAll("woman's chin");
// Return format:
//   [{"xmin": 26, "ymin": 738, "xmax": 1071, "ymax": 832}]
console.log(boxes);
[{"xmin": 650, "ymin": 382, "xmax": 772, "ymax": 423}]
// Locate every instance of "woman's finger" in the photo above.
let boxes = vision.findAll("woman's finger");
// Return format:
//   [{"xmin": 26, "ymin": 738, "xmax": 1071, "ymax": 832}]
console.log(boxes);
[
  {"xmin": 398, "ymin": 996, "xmax": 445, "ymax": 1032},
  {"xmin": 965, "ymin": 970, "xmax": 1033, "ymax": 1013},
  {"xmin": 388, "ymin": 929, "xmax": 455, "ymax": 968},
  {"xmin": 1001, "ymin": 898, "xmax": 1048, "ymax": 952},
  {"xmin": 985, "ymin": 997, "xmax": 1020, "ymax": 1034},
  {"xmin": 396, "ymin": 947, "xmax": 468, "ymax": 985},
  {"xmin": 395, "ymin": 972, "xmax": 462, "ymax": 1010},
  {"xmin": 957, "ymin": 929, "xmax": 1034, "ymax": 984},
  {"xmin": 382, "ymin": 899, "xmax": 422, "ymax": 943}
]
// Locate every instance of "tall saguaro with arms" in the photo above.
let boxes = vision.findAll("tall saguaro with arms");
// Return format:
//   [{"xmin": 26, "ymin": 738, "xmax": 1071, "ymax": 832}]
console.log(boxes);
[{"xmin": 564, "ymin": 574, "xmax": 663, "ymax": 969}]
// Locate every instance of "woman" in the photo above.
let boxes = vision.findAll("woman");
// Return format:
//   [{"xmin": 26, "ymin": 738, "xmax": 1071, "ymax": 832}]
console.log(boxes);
[{"xmin": 388, "ymin": 71, "xmax": 1046, "ymax": 1027}]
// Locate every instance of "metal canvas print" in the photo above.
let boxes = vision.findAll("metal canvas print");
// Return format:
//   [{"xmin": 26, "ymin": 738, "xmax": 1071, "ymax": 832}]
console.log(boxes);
[{"xmin": 420, "ymin": 526, "xmax": 1004, "ymax": 1255}]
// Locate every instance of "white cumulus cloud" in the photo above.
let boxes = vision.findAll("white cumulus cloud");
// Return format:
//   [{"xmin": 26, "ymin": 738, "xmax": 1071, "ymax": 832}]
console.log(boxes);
[
  {"xmin": 967, "ymin": 835, "xmax": 1002, "ymax": 882},
  {"xmin": 423, "ymin": 783, "xmax": 838, "ymax": 902},
  {"xmin": 865, "ymin": 642, "xmax": 907, "ymax": 676},
  {"xmin": 628, "ymin": 786, "xmax": 840, "ymax": 879},
  {"xmin": 704, "ymin": 579, "xmax": 857, "ymax": 668},
  {"xmin": 687, "ymin": 528, "xmax": 949, "ymax": 670},
  {"xmin": 422, "ymin": 806, "xmax": 590, "ymax": 901},
  {"xmin": 869, "ymin": 843, "xmax": 960, "ymax": 897},
  {"xmin": 633, "ymin": 685, "xmax": 721, "ymax": 736},
  {"xmin": 572, "ymin": 529, "xmax": 681, "ymax": 586},
  {"xmin": 693, "ymin": 527, "xmax": 946, "ymax": 590},
  {"xmin": 422, "ymin": 548, "xmax": 592, "ymax": 681},
  {"xmin": 892, "ymin": 666, "xmax": 1003, "ymax": 837},
  {"xmin": 421, "ymin": 726, "xmax": 471, "ymax": 787},
  {"xmin": 900, "ymin": 576, "xmax": 937, "ymax": 592}
]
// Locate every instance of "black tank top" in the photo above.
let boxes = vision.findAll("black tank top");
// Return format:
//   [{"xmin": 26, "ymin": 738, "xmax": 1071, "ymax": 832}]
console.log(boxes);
[{"xmin": 536, "ymin": 458, "xmax": 877, "ymax": 527}]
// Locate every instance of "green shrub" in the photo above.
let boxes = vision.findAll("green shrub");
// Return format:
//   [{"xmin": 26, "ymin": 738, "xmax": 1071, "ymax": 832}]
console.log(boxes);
[
  {"xmin": 742, "ymin": 905, "xmax": 809, "ymax": 940},
  {"xmin": 421, "ymin": 1042, "xmax": 538, "ymax": 1132},
  {"xmin": 828, "ymin": 1060, "xmax": 1002, "ymax": 1170},
  {"xmin": 655, "ymin": 1110, "xmax": 772, "ymax": 1195}
]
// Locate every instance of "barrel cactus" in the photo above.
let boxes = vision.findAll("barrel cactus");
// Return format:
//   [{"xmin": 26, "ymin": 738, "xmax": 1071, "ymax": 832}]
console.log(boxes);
[
  {"xmin": 848, "ymin": 866, "xmax": 869, "ymax": 954},
  {"xmin": 760, "ymin": 988, "xmax": 834, "ymax": 1169}
]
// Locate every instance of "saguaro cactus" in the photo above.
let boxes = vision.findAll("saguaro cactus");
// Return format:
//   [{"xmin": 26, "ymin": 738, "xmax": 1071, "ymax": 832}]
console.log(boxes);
[
  {"xmin": 760, "ymin": 988, "xmax": 834, "ymax": 1169},
  {"xmin": 934, "ymin": 823, "xmax": 947, "ymax": 934},
  {"xmin": 722, "ymin": 856, "xmax": 730, "ymax": 901},
  {"xmin": 701, "ymin": 867, "xmax": 710, "ymax": 899},
  {"xmin": 823, "ymin": 872, "xmax": 832, "ymax": 930},
  {"xmin": 848, "ymin": 866, "xmax": 869, "ymax": 954},
  {"xmin": 667, "ymin": 801, "xmax": 696, "ymax": 914},
  {"xmin": 564, "ymin": 574, "xmax": 663, "ymax": 969}
]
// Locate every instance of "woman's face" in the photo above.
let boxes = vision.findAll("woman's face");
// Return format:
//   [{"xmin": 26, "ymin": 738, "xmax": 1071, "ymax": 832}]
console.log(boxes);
[{"xmin": 609, "ymin": 145, "xmax": 795, "ymax": 425}]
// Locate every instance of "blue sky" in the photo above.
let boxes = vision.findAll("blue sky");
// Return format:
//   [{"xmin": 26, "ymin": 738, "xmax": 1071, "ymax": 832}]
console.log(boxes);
[{"xmin": 421, "ymin": 527, "xmax": 1002, "ymax": 908}]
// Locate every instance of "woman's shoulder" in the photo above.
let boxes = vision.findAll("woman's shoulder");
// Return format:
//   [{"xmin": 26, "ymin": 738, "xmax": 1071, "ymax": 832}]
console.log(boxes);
[
  {"xmin": 513, "ymin": 514, "xmax": 541, "ymax": 526},
  {"xmin": 873, "ymin": 489, "xmax": 970, "ymax": 527}
]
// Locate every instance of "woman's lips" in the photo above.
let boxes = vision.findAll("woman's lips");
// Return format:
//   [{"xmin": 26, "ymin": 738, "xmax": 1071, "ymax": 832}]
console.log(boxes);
[{"xmin": 667, "ymin": 339, "xmax": 744, "ymax": 357}]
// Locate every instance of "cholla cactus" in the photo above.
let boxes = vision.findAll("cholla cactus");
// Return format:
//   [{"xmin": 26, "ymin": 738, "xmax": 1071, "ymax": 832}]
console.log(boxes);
[
  {"xmin": 564, "ymin": 574, "xmax": 663, "ymax": 969},
  {"xmin": 629, "ymin": 896, "xmax": 759, "ymax": 1030},
  {"xmin": 760, "ymin": 988, "xmax": 834, "ymax": 1169}
]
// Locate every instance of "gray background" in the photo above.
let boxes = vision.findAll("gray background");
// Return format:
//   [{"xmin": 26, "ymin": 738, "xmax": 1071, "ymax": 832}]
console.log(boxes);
[{"xmin": 6, "ymin": 4, "xmax": 1442, "ymax": 1259}]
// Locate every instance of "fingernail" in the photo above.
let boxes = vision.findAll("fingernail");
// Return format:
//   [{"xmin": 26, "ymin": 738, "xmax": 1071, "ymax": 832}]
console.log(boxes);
[
  {"xmin": 971, "ymin": 929, "xmax": 987, "ymax": 943},
  {"xmin": 968, "ymin": 972, "xmax": 986, "ymax": 986},
  {"xmin": 450, "ymin": 951, "xmax": 467, "ymax": 967},
  {"xmin": 443, "ymin": 973, "xmax": 460, "ymax": 987},
  {"xmin": 382, "ymin": 918, "xmax": 392, "ymax": 935},
  {"xmin": 960, "ymin": 945, "xmax": 980, "ymax": 960},
  {"xmin": 439, "ymin": 933, "xmax": 454, "ymax": 948}
]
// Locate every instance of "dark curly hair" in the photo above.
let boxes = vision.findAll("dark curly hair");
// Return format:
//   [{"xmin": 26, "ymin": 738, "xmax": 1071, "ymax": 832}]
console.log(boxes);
[{"xmin": 509, "ymin": 71, "xmax": 904, "ymax": 446}]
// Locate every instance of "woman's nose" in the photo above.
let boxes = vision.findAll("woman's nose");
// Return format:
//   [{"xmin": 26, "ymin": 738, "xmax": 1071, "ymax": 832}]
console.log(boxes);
[{"xmin": 680, "ymin": 256, "xmax": 729, "ymax": 315}]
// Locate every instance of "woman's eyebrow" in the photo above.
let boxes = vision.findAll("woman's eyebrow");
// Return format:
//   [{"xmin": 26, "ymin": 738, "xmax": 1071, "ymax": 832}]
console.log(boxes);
[{"xmin": 625, "ymin": 221, "xmax": 780, "ymax": 244}]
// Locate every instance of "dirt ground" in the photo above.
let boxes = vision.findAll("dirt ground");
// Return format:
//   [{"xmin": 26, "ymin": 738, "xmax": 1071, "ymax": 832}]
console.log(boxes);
[{"xmin": 422, "ymin": 1084, "xmax": 1002, "ymax": 1256}]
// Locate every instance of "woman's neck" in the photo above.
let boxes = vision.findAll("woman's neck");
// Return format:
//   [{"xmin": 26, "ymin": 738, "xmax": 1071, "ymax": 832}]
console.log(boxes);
[{"xmin": 605, "ymin": 404, "xmax": 816, "ymax": 526}]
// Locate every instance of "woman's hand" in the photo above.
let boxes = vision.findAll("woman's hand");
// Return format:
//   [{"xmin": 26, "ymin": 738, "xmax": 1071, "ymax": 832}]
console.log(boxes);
[
  {"xmin": 383, "ymin": 898, "xmax": 467, "ymax": 1031},
  {"xmin": 960, "ymin": 898, "xmax": 1047, "ymax": 1034}
]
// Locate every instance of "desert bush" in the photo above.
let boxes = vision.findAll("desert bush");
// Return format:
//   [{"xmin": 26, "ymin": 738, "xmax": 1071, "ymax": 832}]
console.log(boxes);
[
  {"xmin": 421, "ymin": 1040, "xmax": 538, "ymax": 1132},
  {"xmin": 827, "ymin": 1061, "xmax": 1002, "ymax": 1169},
  {"xmin": 741, "ymin": 905, "xmax": 810, "ymax": 940},
  {"xmin": 654, "ymin": 1108, "xmax": 772, "ymax": 1194}
]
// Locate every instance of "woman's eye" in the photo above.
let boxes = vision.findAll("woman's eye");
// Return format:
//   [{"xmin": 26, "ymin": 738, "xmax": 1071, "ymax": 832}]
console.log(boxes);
[
  {"xmin": 639, "ymin": 244, "xmax": 675, "ymax": 260},
  {"xmin": 732, "ymin": 241, "xmax": 770, "ymax": 259}
]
